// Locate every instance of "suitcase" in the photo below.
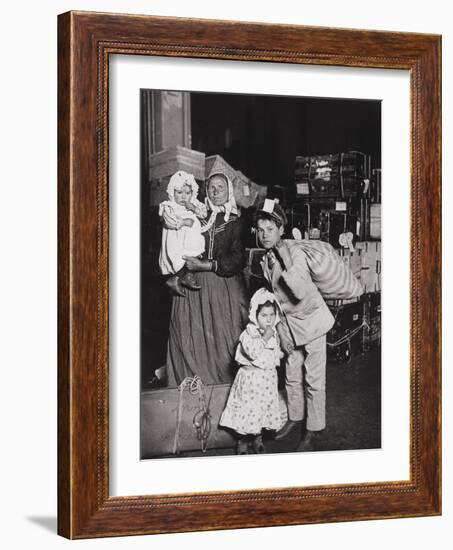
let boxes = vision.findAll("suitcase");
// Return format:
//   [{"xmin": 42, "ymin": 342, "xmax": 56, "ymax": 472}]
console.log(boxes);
[
  {"xmin": 295, "ymin": 152, "xmax": 369, "ymax": 199},
  {"xmin": 340, "ymin": 151, "xmax": 368, "ymax": 179},
  {"xmin": 295, "ymin": 154, "xmax": 342, "ymax": 198},
  {"xmin": 295, "ymin": 181, "xmax": 310, "ymax": 197},
  {"xmin": 327, "ymin": 300, "xmax": 365, "ymax": 363},
  {"xmin": 371, "ymin": 168, "xmax": 382, "ymax": 203},
  {"xmin": 341, "ymin": 176, "xmax": 367, "ymax": 198},
  {"xmin": 355, "ymin": 241, "xmax": 382, "ymax": 293},
  {"xmin": 319, "ymin": 210, "xmax": 358, "ymax": 248},
  {"xmin": 349, "ymin": 197, "xmax": 370, "ymax": 241},
  {"xmin": 288, "ymin": 202, "xmax": 335, "ymax": 241},
  {"xmin": 370, "ymin": 204, "xmax": 381, "ymax": 239},
  {"xmin": 141, "ymin": 381, "xmax": 236, "ymax": 457},
  {"xmin": 309, "ymin": 176, "xmax": 343, "ymax": 198},
  {"xmin": 141, "ymin": 378, "xmax": 288, "ymax": 457},
  {"xmin": 362, "ymin": 292, "xmax": 381, "ymax": 350},
  {"xmin": 340, "ymin": 151, "xmax": 369, "ymax": 197}
]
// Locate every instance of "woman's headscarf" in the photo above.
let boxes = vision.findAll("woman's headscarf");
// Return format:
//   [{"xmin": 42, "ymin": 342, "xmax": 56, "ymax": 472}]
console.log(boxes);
[{"xmin": 202, "ymin": 172, "xmax": 240, "ymax": 233}]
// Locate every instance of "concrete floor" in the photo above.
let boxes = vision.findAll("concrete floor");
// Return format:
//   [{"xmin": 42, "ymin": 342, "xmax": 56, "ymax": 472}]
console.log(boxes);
[{"xmin": 161, "ymin": 347, "xmax": 381, "ymax": 458}]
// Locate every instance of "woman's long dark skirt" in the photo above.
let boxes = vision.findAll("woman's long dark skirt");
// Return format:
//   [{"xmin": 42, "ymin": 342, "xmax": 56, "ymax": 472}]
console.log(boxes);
[{"xmin": 166, "ymin": 272, "xmax": 248, "ymax": 387}]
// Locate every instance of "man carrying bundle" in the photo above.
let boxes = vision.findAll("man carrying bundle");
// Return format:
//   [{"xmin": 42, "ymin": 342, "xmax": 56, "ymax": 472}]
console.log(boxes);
[{"xmin": 255, "ymin": 200, "xmax": 360, "ymax": 451}]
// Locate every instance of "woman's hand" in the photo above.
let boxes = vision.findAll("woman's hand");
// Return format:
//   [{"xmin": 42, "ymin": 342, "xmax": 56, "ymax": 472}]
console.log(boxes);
[{"xmin": 183, "ymin": 256, "xmax": 213, "ymax": 272}]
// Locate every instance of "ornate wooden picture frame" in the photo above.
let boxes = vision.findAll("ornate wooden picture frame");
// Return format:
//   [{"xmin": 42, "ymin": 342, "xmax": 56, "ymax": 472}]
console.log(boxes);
[{"xmin": 58, "ymin": 11, "xmax": 441, "ymax": 539}]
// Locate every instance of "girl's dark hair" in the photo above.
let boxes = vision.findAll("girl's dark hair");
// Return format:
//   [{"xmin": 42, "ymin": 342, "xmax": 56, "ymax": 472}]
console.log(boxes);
[{"xmin": 256, "ymin": 300, "xmax": 277, "ymax": 316}]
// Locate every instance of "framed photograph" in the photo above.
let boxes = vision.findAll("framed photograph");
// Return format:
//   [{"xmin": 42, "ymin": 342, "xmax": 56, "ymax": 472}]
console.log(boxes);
[{"xmin": 58, "ymin": 11, "xmax": 441, "ymax": 538}]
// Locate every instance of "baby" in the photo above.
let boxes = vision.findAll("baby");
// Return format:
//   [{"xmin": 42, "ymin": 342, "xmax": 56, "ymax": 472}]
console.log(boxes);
[{"xmin": 159, "ymin": 171, "xmax": 207, "ymax": 297}]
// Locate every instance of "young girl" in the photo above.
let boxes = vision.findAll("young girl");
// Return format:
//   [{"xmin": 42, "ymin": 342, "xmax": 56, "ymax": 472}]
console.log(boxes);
[
  {"xmin": 159, "ymin": 170, "xmax": 207, "ymax": 296},
  {"xmin": 219, "ymin": 288, "xmax": 286, "ymax": 454}
]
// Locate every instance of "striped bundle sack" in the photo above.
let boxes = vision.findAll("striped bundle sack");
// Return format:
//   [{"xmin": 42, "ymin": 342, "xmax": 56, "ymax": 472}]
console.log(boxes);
[{"xmin": 286, "ymin": 239, "xmax": 363, "ymax": 299}]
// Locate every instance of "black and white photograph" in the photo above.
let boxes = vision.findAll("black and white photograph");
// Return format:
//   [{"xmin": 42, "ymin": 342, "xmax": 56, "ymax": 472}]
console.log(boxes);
[
  {"xmin": 2, "ymin": 0, "xmax": 448, "ymax": 546},
  {"xmin": 140, "ymin": 89, "xmax": 382, "ymax": 459}
]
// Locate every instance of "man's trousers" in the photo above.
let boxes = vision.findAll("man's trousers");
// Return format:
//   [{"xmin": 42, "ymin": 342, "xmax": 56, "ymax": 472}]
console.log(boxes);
[{"xmin": 285, "ymin": 334, "xmax": 327, "ymax": 431}]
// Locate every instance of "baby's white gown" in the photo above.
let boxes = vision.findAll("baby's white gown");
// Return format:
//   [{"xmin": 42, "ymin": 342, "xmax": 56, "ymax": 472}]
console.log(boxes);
[{"xmin": 158, "ymin": 201, "xmax": 205, "ymax": 275}]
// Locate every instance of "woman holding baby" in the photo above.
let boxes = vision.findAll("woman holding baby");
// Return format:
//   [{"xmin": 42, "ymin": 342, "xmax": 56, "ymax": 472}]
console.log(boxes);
[{"xmin": 161, "ymin": 171, "xmax": 249, "ymax": 387}]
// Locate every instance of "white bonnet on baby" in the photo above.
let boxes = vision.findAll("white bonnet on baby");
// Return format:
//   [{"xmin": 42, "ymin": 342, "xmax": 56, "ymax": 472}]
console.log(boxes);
[{"xmin": 167, "ymin": 170, "xmax": 199, "ymax": 201}]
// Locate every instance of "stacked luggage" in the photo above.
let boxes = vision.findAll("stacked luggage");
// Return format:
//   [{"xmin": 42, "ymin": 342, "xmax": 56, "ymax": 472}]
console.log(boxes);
[
  {"xmin": 362, "ymin": 292, "xmax": 381, "ymax": 350},
  {"xmin": 294, "ymin": 151, "xmax": 369, "ymax": 199},
  {"xmin": 324, "ymin": 241, "xmax": 381, "ymax": 362},
  {"xmin": 148, "ymin": 147, "xmax": 267, "ymax": 209},
  {"xmin": 327, "ymin": 299, "xmax": 365, "ymax": 364},
  {"xmin": 289, "ymin": 149, "xmax": 380, "ymax": 364}
]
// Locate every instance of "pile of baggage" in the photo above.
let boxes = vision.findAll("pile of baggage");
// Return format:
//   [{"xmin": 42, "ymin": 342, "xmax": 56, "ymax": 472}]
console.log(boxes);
[
  {"xmin": 294, "ymin": 151, "xmax": 369, "ymax": 198},
  {"xmin": 148, "ymin": 146, "xmax": 267, "ymax": 209}
]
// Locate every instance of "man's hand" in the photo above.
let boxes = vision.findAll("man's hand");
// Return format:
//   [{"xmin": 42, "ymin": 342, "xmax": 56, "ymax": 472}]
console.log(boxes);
[
  {"xmin": 276, "ymin": 321, "xmax": 295, "ymax": 354},
  {"xmin": 282, "ymin": 340, "xmax": 295, "ymax": 354}
]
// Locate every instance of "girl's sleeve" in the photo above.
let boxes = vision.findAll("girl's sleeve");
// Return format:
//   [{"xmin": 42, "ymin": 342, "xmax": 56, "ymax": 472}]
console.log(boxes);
[
  {"xmin": 240, "ymin": 332, "xmax": 276, "ymax": 370},
  {"xmin": 215, "ymin": 217, "xmax": 247, "ymax": 277},
  {"xmin": 274, "ymin": 332, "xmax": 285, "ymax": 361},
  {"xmin": 240, "ymin": 331, "xmax": 265, "ymax": 361}
]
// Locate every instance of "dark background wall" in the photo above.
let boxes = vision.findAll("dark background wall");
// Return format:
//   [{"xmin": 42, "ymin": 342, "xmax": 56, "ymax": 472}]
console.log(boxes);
[{"xmin": 191, "ymin": 92, "xmax": 381, "ymax": 190}]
